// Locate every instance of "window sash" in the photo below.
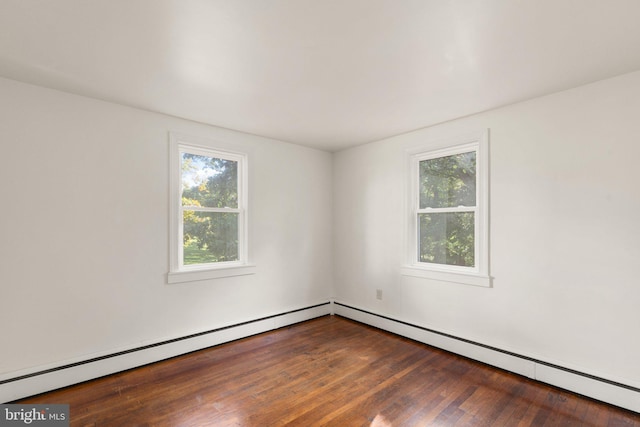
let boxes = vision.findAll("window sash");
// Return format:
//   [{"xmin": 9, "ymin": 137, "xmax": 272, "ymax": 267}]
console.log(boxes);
[
  {"xmin": 182, "ymin": 206, "xmax": 242, "ymax": 213},
  {"xmin": 417, "ymin": 211, "xmax": 476, "ymax": 268},
  {"xmin": 178, "ymin": 148, "xmax": 244, "ymax": 270},
  {"xmin": 417, "ymin": 206, "xmax": 476, "ymax": 214},
  {"xmin": 172, "ymin": 139, "xmax": 248, "ymax": 272},
  {"xmin": 412, "ymin": 143, "xmax": 481, "ymax": 273}
]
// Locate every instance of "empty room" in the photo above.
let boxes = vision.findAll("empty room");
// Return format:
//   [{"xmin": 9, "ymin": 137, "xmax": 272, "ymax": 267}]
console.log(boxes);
[{"xmin": 1, "ymin": 1, "xmax": 639, "ymax": 425}]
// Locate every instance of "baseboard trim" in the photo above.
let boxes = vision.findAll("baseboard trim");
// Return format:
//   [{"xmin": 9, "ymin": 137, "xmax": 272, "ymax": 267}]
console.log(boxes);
[
  {"xmin": 1, "ymin": 302, "xmax": 332, "ymax": 403},
  {"xmin": 333, "ymin": 301, "xmax": 640, "ymax": 413}
]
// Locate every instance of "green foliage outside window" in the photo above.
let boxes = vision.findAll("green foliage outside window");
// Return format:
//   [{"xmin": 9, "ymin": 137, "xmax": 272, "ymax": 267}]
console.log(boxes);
[
  {"xmin": 419, "ymin": 212, "xmax": 474, "ymax": 266},
  {"xmin": 181, "ymin": 153, "xmax": 239, "ymax": 264},
  {"xmin": 419, "ymin": 152, "xmax": 476, "ymax": 267}
]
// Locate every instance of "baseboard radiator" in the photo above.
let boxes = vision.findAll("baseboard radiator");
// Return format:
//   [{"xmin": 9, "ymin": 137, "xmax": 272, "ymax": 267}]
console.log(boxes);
[
  {"xmin": 3, "ymin": 300, "xmax": 637, "ymax": 413},
  {"xmin": 0, "ymin": 302, "xmax": 332, "ymax": 403},
  {"xmin": 333, "ymin": 301, "xmax": 640, "ymax": 413}
]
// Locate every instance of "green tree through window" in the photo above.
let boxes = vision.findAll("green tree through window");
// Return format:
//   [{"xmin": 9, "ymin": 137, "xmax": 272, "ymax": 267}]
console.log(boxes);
[
  {"xmin": 181, "ymin": 153, "xmax": 240, "ymax": 265},
  {"xmin": 418, "ymin": 151, "xmax": 476, "ymax": 267}
]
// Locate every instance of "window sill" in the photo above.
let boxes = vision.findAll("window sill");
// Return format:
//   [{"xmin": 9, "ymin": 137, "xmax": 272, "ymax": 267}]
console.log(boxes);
[
  {"xmin": 167, "ymin": 264, "xmax": 256, "ymax": 284},
  {"xmin": 400, "ymin": 265, "xmax": 492, "ymax": 288}
]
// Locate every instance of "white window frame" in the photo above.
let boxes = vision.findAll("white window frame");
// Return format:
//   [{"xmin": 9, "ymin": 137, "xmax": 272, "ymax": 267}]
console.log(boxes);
[
  {"xmin": 168, "ymin": 133, "xmax": 255, "ymax": 284},
  {"xmin": 401, "ymin": 130, "xmax": 491, "ymax": 287}
]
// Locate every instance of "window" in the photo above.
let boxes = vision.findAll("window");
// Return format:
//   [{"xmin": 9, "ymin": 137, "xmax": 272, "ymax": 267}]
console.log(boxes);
[
  {"xmin": 168, "ymin": 133, "xmax": 254, "ymax": 283},
  {"xmin": 402, "ymin": 130, "xmax": 490, "ymax": 287}
]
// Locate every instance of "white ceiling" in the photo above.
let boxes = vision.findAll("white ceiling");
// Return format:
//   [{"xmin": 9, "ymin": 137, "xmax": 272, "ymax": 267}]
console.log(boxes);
[{"xmin": 1, "ymin": 1, "xmax": 640, "ymax": 151}]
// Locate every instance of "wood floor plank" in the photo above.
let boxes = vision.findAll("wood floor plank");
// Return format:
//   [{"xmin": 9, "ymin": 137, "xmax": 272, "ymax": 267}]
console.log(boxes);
[{"xmin": 15, "ymin": 315, "xmax": 640, "ymax": 426}]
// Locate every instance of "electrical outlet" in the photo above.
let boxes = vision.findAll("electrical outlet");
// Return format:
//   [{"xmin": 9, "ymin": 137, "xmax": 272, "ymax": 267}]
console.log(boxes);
[{"xmin": 376, "ymin": 289, "xmax": 383, "ymax": 300}]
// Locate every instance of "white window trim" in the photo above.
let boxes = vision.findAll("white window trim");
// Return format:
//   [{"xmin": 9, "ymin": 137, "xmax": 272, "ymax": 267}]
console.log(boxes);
[
  {"xmin": 168, "ymin": 132, "xmax": 255, "ymax": 284},
  {"xmin": 402, "ymin": 130, "xmax": 491, "ymax": 288}
]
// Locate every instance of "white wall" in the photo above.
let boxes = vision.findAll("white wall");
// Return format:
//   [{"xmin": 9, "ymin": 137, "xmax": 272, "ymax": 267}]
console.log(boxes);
[
  {"xmin": 0, "ymin": 77, "xmax": 332, "ymax": 378},
  {"xmin": 333, "ymin": 70, "xmax": 640, "ymax": 389}
]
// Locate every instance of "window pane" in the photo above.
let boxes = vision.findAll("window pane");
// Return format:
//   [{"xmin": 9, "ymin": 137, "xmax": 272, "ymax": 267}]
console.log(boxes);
[
  {"xmin": 419, "ymin": 151, "xmax": 476, "ymax": 208},
  {"xmin": 181, "ymin": 153, "xmax": 238, "ymax": 208},
  {"xmin": 183, "ymin": 211, "xmax": 239, "ymax": 265},
  {"xmin": 419, "ymin": 212, "xmax": 474, "ymax": 267}
]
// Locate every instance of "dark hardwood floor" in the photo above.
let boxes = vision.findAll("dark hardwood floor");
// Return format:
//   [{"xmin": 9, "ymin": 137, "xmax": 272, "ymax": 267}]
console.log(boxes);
[{"xmin": 17, "ymin": 315, "xmax": 640, "ymax": 426}]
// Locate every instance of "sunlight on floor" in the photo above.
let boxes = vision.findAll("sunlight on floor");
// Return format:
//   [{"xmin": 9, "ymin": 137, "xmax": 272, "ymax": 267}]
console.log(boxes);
[{"xmin": 371, "ymin": 413, "xmax": 392, "ymax": 426}]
